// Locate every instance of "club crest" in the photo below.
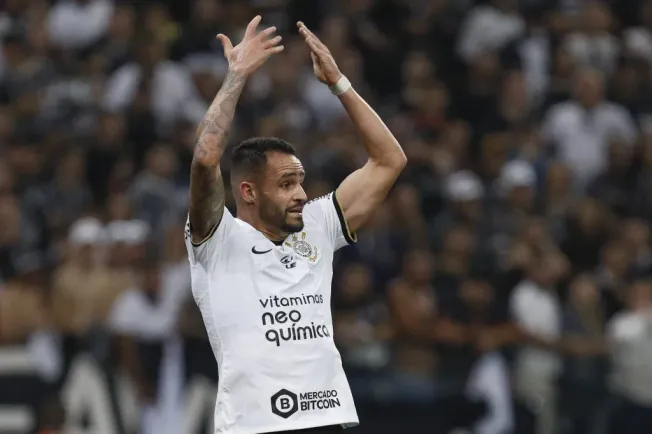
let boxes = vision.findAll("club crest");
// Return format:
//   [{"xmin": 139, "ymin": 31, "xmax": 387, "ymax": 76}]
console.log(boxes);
[{"xmin": 285, "ymin": 232, "xmax": 320, "ymax": 263}]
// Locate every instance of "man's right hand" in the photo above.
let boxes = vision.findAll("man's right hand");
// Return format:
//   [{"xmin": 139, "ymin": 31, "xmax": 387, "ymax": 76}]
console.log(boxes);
[{"xmin": 217, "ymin": 15, "xmax": 284, "ymax": 77}]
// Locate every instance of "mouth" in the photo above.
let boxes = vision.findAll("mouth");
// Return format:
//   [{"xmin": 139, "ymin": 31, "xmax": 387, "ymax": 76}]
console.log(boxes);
[{"xmin": 288, "ymin": 207, "xmax": 304, "ymax": 216}]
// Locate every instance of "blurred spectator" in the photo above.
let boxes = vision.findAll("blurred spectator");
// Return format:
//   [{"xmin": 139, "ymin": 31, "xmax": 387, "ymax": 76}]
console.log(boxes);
[
  {"xmin": 388, "ymin": 248, "xmax": 438, "ymax": 403},
  {"xmin": 559, "ymin": 274, "xmax": 609, "ymax": 434},
  {"xmin": 510, "ymin": 248, "xmax": 566, "ymax": 434},
  {"xmin": 334, "ymin": 263, "xmax": 391, "ymax": 400},
  {"xmin": 457, "ymin": 0, "xmax": 524, "ymax": 63},
  {"xmin": 51, "ymin": 217, "xmax": 113, "ymax": 338},
  {"xmin": 542, "ymin": 68, "xmax": 637, "ymax": 190},
  {"xmin": 128, "ymin": 144, "xmax": 183, "ymax": 239},
  {"xmin": 489, "ymin": 159, "xmax": 537, "ymax": 264},
  {"xmin": 103, "ymin": 31, "xmax": 206, "ymax": 133},
  {"xmin": 564, "ymin": 2, "xmax": 619, "ymax": 75},
  {"xmin": 23, "ymin": 149, "xmax": 93, "ymax": 253},
  {"xmin": 47, "ymin": 0, "xmax": 113, "ymax": 51},
  {"xmin": 607, "ymin": 279, "xmax": 652, "ymax": 434},
  {"xmin": 432, "ymin": 170, "xmax": 486, "ymax": 248}
]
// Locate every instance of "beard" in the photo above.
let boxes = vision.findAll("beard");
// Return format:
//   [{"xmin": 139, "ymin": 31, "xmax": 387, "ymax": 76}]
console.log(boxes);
[{"xmin": 260, "ymin": 197, "xmax": 304, "ymax": 234}]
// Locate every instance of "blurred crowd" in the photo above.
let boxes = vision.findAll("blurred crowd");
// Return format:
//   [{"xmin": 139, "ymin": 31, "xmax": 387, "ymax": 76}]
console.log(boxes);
[{"xmin": 3, "ymin": 0, "xmax": 652, "ymax": 433}]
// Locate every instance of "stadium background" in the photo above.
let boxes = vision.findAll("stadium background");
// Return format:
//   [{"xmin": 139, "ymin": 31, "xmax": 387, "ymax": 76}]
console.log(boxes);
[{"xmin": 2, "ymin": 0, "xmax": 652, "ymax": 433}]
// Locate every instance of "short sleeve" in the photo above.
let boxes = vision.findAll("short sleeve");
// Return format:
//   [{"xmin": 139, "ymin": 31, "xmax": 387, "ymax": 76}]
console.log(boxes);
[
  {"xmin": 509, "ymin": 284, "xmax": 534, "ymax": 329},
  {"xmin": 184, "ymin": 208, "xmax": 238, "ymax": 269},
  {"xmin": 304, "ymin": 191, "xmax": 356, "ymax": 251}
]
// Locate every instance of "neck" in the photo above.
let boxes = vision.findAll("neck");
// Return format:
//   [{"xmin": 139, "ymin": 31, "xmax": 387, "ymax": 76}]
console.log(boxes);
[{"xmin": 237, "ymin": 211, "xmax": 288, "ymax": 242}]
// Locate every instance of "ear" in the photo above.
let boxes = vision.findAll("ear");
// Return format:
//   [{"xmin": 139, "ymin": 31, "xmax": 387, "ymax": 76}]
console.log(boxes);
[{"xmin": 240, "ymin": 181, "xmax": 256, "ymax": 204}]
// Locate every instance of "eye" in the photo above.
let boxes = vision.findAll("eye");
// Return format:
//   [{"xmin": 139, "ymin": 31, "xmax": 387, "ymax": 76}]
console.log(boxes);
[{"xmin": 281, "ymin": 182, "xmax": 291, "ymax": 189}]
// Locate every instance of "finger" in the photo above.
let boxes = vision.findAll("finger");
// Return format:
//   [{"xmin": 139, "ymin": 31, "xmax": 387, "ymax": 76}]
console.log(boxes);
[
  {"xmin": 216, "ymin": 34, "xmax": 233, "ymax": 55},
  {"xmin": 245, "ymin": 15, "xmax": 262, "ymax": 39},
  {"xmin": 296, "ymin": 24, "xmax": 324, "ymax": 52},
  {"xmin": 264, "ymin": 35, "xmax": 283, "ymax": 49},
  {"xmin": 305, "ymin": 36, "xmax": 326, "ymax": 55},
  {"xmin": 297, "ymin": 22, "xmax": 326, "ymax": 48},
  {"xmin": 258, "ymin": 26, "xmax": 277, "ymax": 40},
  {"xmin": 268, "ymin": 45, "xmax": 285, "ymax": 54}
]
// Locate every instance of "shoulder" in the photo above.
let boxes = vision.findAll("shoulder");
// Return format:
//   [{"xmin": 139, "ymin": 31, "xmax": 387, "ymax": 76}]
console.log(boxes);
[
  {"xmin": 601, "ymin": 102, "xmax": 632, "ymax": 117},
  {"xmin": 546, "ymin": 101, "xmax": 576, "ymax": 117},
  {"xmin": 303, "ymin": 192, "xmax": 338, "ymax": 226},
  {"xmin": 184, "ymin": 210, "xmax": 253, "ymax": 268},
  {"xmin": 607, "ymin": 312, "xmax": 646, "ymax": 340},
  {"xmin": 510, "ymin": 281, "xmax": 541, "ymax": 307},
  {"xmin": 305, "ymin": 192, "xmax": 335, "ymax": 208}
]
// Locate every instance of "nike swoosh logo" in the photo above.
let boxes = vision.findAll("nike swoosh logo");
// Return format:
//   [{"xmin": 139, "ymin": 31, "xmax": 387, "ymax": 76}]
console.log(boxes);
[{"xmin": 251, "ymin": 246, "xmax": 273, "ymax": 255}]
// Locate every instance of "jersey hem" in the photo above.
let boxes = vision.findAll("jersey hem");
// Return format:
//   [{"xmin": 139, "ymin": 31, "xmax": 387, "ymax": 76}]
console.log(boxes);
[
  {"xmin": 251, "ymin": 418, "xmax": 360, "ymax": 433},
  {"xmin": 189, "ymin": 210, "xmax": 225, "ymax": 247},
  {"xmin": 331, "ymin": 191, "xmax": 357, "ymax": 245}
]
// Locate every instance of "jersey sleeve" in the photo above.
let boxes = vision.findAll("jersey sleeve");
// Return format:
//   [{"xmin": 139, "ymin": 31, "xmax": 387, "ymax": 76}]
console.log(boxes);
[
  {"xmin": 184, "ymin": 208, "xmax": 238, "ymax": 269},
  {"xmin": 304, "ymin": 191, "xmax": 356, "ymax": 251}
]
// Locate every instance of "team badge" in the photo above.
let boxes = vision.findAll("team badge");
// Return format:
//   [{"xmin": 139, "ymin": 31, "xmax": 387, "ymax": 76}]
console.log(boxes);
[{"xmin": 285, "ymin": 232, "xmax": 320, "ymax": 263}]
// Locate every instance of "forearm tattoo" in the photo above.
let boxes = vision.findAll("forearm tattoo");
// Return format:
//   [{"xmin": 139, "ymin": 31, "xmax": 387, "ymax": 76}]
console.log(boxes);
[{"xmin": 189, "ymin": 71, "xmax": 246, "ymax": 241}]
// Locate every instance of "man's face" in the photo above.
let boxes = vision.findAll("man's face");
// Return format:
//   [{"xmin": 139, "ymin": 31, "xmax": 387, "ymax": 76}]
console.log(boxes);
[
  {"xmin": 256, "ymin": 152, "xmax": 307, "ymax": 234},
  {"xmin": 574, "ymin": 71, "xmax": 604, "ymax": 108}
]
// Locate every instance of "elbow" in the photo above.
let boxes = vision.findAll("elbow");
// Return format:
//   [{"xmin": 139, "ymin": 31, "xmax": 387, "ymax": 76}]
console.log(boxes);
[
  {"xmin": 385, "ymin": 150, "xmax": 407, "ymax": 174},
  {"xmin": 396, "ymin": 150, "xmax": 408, "ymax": 171},
  {"xmin": 375, "ymin": 146, "xmax": 407, "ymax": 173}
]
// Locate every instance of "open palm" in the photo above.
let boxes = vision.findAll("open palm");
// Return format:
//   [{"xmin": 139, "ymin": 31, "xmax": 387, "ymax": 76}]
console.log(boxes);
[{"xmin": 217, "ymin": 15, "xmax": 284, "ymax": 77}]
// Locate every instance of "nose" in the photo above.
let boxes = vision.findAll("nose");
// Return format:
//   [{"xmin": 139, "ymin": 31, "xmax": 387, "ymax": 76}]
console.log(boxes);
[{"xmin": 295, "ymin": 184, "xmax": 307, "ymax": 203}]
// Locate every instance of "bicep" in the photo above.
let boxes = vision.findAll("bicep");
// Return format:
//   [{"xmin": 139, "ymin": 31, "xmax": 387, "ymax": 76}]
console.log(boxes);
[{"xmin": 336, "ymin": 161, "xmax": 399, "ymax": 233}]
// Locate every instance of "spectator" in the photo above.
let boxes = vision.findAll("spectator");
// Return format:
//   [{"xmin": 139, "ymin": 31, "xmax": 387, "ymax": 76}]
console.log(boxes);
[
  {"xmin": 510, "ymin": 248, "xmax": 566, "ymax": 434},
  {"xmin": 542, "ymin": 161, "xmax": 573, "ymax": 238},
  {"xmin": 489, "ymin": 159, "xmax": 537, "ymax": 263},
  {"xmin": 334, "ymin": 263, "xmax": 391, "ymax": 401},
  {"xmin": 559, "ymin": 274, "xmax": 609, "ymax": 434},
  {"xmin": 541, "ymin": 68, "xmax": 637, "ymax": 190},
  {"xmin": 47, "ymin": 0, "xmax": 114, "ymax": 51},
  {"xmin": 564, "ymin": 2, "xmax": 620, "ymax": 75},
  {"xmin": 607, "ymin": 279, "xmax": 652, "ymax": 434},
  {"xmin": 51, "ymin": 217, "xmax": 114, "ymax": 338},
  {"xmin": 128, "ymin": 144, "xmax": 182, "ymax": 239},
  {"xmin": 387, "ymin": 249, "xmax": 438, "ymax": 403},
  {"xmin": 103, "ymin": 32, "xmax": 206, "ymax": 133},
  {"xmin": 457, "ymin": 0, "xmax": 525, "ymax": 64},
  {"xmin": 562, "ymin": 198, "xmax": 611, "ymax": 272},
  {"xmin": 432, "ymin": 170, "xmax": 485, "ymax": 248},
  {"xmin": 587, "ymin": 138, "xmax": 637, "ymax": 215}
]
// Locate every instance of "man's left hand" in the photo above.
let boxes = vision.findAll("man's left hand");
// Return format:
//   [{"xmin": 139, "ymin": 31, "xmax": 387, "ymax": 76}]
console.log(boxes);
[{"xmin": 297, "ymin": 21, "xmax": 342, "ymax": 85}]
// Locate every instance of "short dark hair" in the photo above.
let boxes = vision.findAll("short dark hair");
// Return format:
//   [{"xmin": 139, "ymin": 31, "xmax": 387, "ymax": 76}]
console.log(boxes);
[{"xmin": 230, "ymin": 137, "xmax": 297, "ymax": 179}]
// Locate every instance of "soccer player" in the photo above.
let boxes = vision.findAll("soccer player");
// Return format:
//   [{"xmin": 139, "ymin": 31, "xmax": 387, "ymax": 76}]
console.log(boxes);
[{"xmin": 185, "ymin": 16, "xmax": 406, "ymax": 434}]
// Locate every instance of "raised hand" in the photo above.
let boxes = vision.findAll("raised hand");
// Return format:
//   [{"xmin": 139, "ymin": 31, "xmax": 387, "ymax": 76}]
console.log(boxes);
[
  {"xmin": 297, "ymin": 21, "xmax": 342, "ymax": 85},
  {"xmin": 217, "ymin": 15, "xmax": 284, "ymax": 76}
]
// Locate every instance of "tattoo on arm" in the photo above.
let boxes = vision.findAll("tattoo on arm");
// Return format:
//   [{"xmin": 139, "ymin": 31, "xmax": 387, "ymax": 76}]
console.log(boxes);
[{"xmin": 189, "ymin": 71, "xmax": 246, "ymax": 243}]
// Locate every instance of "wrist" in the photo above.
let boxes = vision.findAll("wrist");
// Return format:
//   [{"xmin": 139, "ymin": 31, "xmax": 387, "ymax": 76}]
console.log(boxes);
[
  {"xmin": 227, "ymin": 66, "xmax": 249, "ymax": 80},
  {"xmin": 328, "ymin": 75, "xmax": 352, "ymax": 96},
  {"xmin": 326, "ymin": 73, "xmax": 343, "ymax": 86}
]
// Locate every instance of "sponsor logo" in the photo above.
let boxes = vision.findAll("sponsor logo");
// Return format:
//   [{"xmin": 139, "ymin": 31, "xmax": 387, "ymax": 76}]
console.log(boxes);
[
  {"xmin": 270, "ymin": 389, "xmax": 298, "ymax": 418},
  {"xmin": 252, "ymin": 246, "xmax": 273, "ymax": 254},
  {"xmin": 258, "ymin": 294, "xmax": 330, "ymax": 346},
  {"xmin": 271, "ymin": 389, "xmax": 341, "ymax": 419},
  {"xmin": 280, "ymin": 254, "xmax": 297, "ymax": 269}
]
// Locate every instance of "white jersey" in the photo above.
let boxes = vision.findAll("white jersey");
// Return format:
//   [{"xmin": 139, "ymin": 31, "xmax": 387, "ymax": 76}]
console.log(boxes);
[{"xmin": 184, "ymin": 192, "xmax": 359, "ymax": 434}]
